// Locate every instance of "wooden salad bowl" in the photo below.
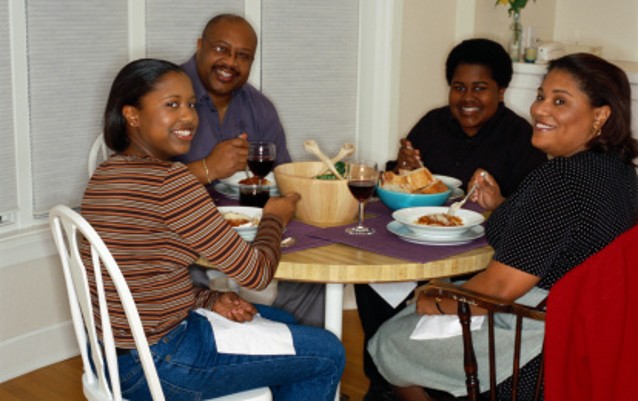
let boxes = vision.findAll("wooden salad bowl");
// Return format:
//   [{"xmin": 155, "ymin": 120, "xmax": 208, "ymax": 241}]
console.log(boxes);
[{"xmin": 274, "ymin": 161, "xmax": 358, "ymax": 227}]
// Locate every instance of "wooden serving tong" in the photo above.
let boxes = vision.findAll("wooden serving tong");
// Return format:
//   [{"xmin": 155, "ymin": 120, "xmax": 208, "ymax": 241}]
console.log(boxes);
[{"xmin": 303, "ymin": 140, "xmax": 355, "ymax": 179}]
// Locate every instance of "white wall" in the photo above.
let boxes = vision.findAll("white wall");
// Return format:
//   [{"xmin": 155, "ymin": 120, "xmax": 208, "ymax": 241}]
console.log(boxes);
[
  {"xmin": 553, "ymin": 0, "xmax": 638, "ymax": 61},
  {"xmin": 394, "ymin": 0, "xmax": 457, "ymax": 153},
  {"xmin": 472, "ymin": 0, "xmax": 638, "ymax": 63}
]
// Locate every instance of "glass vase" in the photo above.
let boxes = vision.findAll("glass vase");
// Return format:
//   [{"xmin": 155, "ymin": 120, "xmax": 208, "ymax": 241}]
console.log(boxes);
[{"xmin": 508, "ymin": 11, "xmax": 523, "ymax": 62}]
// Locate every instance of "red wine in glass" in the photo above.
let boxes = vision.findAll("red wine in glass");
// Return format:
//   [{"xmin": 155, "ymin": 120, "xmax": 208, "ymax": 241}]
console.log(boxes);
[
  {"xmin": 346, "ymin": 160, "xmax": 378, "ymax": 235},
  {"xmin": 247, "ymin": 159, "xmax": 275, "ymax": 178},
  {"xmin": 347, "ymin": 180, "xmax": 376, "ymax": 202},
  {"xmin": 248, "ymin": 142, "xmax": 276, "ymax": 184}
]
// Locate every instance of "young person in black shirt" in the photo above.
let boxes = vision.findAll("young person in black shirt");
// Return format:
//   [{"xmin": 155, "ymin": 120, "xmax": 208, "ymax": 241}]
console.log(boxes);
[{"xmin": 358, "ymin": 38, "xmax": 546, "ymax": 401}]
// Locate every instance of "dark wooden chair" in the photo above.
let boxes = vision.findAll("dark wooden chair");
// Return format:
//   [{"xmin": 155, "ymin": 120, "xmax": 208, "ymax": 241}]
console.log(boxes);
[{"xmin": 422, "ymin": 280, "xmax": 546, "ymax": 401}]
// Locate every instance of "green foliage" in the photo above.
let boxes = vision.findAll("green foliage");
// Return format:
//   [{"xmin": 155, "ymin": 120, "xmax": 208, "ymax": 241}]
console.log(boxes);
[{"xmin": 495, "ymin": 0, "xmax": 533, "ymax": 16}]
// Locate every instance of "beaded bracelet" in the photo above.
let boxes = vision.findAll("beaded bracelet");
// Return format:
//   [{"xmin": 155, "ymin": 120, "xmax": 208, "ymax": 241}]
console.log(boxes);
[
  {"xmin": 434, "ymin": 296, "xmax": 445, "ymax": 314},
  {"xmin": 202, "ymin": 158, "xmax": 212, "ymax": 184}
]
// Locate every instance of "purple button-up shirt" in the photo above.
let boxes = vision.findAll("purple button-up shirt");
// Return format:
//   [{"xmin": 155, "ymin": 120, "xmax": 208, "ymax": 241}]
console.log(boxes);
[{"xmin": 175, "ymin": 56, "xmax": 291, "ymax": 165}]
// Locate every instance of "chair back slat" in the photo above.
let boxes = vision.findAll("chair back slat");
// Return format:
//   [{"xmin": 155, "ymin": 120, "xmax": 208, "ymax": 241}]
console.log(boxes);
[
  {"xmin": 533, "ymin": 350, "xmax": 544, "ymax": 401},
  {"xmin": 53, "ymin": 214, "xmax": 116, "ymax": 398},
  {"xmin": 511, "ymin": 315, "xmax": 524, "ymax": 400},
  {"xmin": 92, "ymin": 242, "xmax": 123, "ymax": 399},
  {"xmin": 458, "ymin": 302, "xmax": 479, "ymax": 401},
  {"xmin": 52, "ymin": 219, "xmax": 91, "ymax": 382}
]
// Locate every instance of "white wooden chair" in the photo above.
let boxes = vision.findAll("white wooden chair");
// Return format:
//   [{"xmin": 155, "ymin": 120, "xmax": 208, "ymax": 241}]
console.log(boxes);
[
  {"xmin": 49, "ymin": 204, "xmax": 271, "ymax": 401},
  {"xmin": 87, "ymin": 134, "xmax": 109, "ymax": 176}
]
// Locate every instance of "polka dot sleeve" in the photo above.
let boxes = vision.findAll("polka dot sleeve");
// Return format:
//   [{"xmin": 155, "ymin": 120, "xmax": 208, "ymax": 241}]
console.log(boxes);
[{"xmin": 488, "ymin": 160, "xmax": 580, "ymax": 278}]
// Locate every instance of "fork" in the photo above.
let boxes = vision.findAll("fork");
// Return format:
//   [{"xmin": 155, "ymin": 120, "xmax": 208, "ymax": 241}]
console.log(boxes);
[
  {"xmin": 281, "ymin": 237, "xmax": 296, "ymax": 248},
  {"xmin": 447, "ymin": 171, "xmax": 485, "ymax": 216}
]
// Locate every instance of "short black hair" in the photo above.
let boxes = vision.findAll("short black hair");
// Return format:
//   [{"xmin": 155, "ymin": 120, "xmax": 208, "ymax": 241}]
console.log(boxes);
[
  {"xmin": 445, "ymin": 38, "xmax": 513, "ymax": 88},
  {"xmin": 103, "ymin": 58, "xmax": 184, "ymax": 152}
]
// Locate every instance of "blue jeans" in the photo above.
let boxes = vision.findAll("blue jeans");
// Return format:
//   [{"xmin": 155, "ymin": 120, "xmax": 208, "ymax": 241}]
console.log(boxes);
[{"xmin": 117, "ymin": 305, "xmax": 345, "ymax": 401}]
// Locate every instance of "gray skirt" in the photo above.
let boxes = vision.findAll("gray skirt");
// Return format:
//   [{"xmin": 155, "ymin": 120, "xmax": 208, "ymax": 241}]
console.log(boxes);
[{"xmin": 368, "ymin": 287, "xmax": 547, "ymax": 397}]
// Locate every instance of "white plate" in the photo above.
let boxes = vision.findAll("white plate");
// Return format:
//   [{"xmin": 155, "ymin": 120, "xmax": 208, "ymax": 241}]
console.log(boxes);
[
  {"xmin": 434, "ymin": 175, "xmax": 462, "ymax": 189},
  {"xmin": 387, "ymin": 221, "xmax": 485, "ymax": 246},
  {"xmin": 448, "ymin": 188, "xmax": 464, "ymax": 201},
  {"xmin": 218, "ymin": 172, "xmax": 280, "ymax": 196},
  {"xmin": 392, "ymin": 206, "xmax": 485, "ymax": 238},
  {"xmin": 213, "ymin": 182, "xmax": 239, "ymax": 200}
]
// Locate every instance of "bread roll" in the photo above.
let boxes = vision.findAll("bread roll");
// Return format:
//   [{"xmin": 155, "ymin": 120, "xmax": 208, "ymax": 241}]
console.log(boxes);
[{"xmin": 381, "ymin": 167, "xmax": 447, "ymax": 194}]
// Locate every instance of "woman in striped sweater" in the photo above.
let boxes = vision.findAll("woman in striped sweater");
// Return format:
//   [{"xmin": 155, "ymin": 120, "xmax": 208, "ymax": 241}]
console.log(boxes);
[{"xmin": 81, "ymin": 58, "xmax": 344, "ymax": 401}]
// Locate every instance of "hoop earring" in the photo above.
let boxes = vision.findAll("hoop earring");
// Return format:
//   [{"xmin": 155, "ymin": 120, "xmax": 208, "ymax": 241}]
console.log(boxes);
[{"xmin": 591, "ymin": 125, "xmax": 601, "ymax": 136}]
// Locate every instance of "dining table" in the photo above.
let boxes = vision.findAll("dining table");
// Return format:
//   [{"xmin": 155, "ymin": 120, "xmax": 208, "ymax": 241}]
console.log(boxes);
[
  {"xmin": 274, "ymin": 242, "xmax": 492, "ymax": 339},
  {"xmin": 199, "ymin": 188, "xmax": 493, "ymax": 401},
  {"xmin": 198, "ymin": 188, "xmax": 494, "ymax": 339}
]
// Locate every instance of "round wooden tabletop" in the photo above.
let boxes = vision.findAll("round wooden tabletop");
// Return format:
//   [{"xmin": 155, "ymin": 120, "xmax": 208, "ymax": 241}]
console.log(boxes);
[
  {"xmin": 275, "ymin": 243, "xmax": 493, "ymax": 284},
  {"xmin": 197, "ymin": 243, "xmax": 493, "ymax": 284}
]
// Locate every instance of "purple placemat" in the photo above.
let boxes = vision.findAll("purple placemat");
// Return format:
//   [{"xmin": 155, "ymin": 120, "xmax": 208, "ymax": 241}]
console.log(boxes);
[
  {"xmin": 307, "ymin": 200, "xmax": 489, "ymax": 264},
  {"xmin": 281, "ymin": 220, "xmax": 332, "ymax": 253},
  {"xmin": 207, "ymin": 187, "xmax": 489, "ymax": 260}
]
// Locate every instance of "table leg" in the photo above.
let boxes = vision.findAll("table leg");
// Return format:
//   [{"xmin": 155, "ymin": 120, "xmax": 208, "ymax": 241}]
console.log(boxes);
[
  {"xmin": 324, "ymin": 283, "xmax": 344, "ymax": 401},
  {"xmin": 324, "ymin": 283, "xmax": 344, "ymax": 338}
]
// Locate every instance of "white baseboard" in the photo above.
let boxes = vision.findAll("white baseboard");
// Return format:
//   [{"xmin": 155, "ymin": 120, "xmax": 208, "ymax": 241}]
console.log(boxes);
[{"xmin": 0, "ymin": 320, "xmax": 79, "ymax": 383}]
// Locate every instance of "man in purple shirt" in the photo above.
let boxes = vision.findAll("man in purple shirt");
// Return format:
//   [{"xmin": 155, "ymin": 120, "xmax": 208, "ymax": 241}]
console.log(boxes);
[
  {"xmin": 180, "ymin": 14, "xmax": 325, "ymax": 327},
  {"xmin": 175, "ymin": 15, "xmax": 291, "ymax": 178}
]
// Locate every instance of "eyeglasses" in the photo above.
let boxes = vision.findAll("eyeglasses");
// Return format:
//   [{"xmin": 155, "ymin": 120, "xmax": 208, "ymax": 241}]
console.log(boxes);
[{"xmin": 204, "ymin": 38, "xmax": 254, "ymax": 64}]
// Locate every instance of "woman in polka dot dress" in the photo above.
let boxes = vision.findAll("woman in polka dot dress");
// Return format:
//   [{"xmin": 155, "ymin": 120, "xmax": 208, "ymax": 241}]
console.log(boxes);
[{"xmin": 368, "ymin": 53, "xmax": 638, "ymax": 401}]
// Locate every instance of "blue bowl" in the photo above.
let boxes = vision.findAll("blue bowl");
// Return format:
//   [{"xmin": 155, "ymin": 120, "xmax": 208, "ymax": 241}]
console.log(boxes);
[{"xmin": 376, "ymin": 185, "xmax": 452, "ymax": 211}]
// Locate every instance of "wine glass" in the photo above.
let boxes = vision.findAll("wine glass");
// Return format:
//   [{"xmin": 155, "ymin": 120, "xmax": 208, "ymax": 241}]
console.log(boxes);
[
  {"xmin": 243, "ymin": 142, "xmax": 276, "ymax": 207},
  {"xmin": 345, "ymin": 160, "xmax": 378, "ymax": 235},
  {"xmin": 247, "ymin": 142, "xmax": 276, "ymax": 185}
]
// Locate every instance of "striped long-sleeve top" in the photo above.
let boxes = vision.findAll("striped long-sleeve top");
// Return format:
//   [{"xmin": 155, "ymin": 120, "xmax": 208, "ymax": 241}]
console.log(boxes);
[{"xmin": 80, "ymin": 154, "xmax": 284, "ymax": 347}]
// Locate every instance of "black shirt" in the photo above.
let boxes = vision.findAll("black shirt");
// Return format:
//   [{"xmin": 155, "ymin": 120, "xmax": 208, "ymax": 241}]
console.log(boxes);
[{"xmin": 395, "ymin": 103, "xmax": 547, "ymax": 197}]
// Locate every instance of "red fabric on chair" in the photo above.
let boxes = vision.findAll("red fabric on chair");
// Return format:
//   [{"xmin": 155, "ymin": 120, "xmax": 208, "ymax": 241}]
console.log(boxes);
[{"xmin": 545, "ymin": 224, "xmax": 638, "ymax": 401}]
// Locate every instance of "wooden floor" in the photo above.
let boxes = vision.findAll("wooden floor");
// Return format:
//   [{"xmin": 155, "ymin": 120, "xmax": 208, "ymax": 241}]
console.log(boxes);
[
  {"xmin": 0, "ymin": 310, "xmax": 369, "ymax": 401},
  {"xmin": 341, "ymin": 309, "xmax": 370, "ymax": 401}
]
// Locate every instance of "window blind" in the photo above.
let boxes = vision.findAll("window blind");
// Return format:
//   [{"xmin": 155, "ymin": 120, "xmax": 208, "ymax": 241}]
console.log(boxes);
[
  {"xmin": 146, "ymin": 0, "xmax": 245, "ymax": 65},
  {"xmin": 0, "ymin": 1, "xmax": 18, "ymax": 215},
  {"xmin": 27, "ymin": 0, "xmax": 129, "ymax": 215},
  {"xmin": 261, "ymin": 0, "xmax": 360, "ymax": 161}
]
